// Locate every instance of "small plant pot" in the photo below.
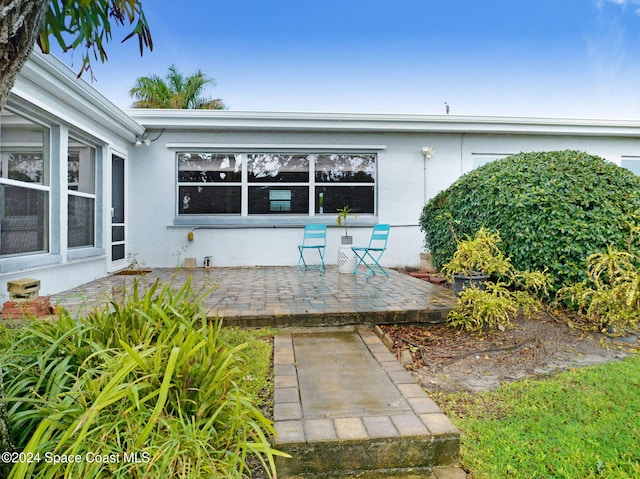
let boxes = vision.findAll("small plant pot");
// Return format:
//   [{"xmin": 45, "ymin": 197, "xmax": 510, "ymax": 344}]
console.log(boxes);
[
  {"xmin": 453, "ymin": 272, "xmax": 488, "ymax": 296},
  {"xmin": 341, "ymin": 236, "xmax": 353, "ymax": 245}
]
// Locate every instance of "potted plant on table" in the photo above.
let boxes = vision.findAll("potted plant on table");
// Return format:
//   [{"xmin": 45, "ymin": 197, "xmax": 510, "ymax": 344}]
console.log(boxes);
[
  {"xmin": 337, "ymin": 205, "xmax": 356, "ymax": 245},
  {"xmin": 440, "ymin": 227, "xmax": 512, "ymax": 296}
]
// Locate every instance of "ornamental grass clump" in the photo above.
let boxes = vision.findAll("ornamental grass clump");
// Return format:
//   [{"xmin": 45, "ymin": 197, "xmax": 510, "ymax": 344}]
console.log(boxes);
[{"xmin": 1, "ymin": 279, "xmax": 285, "ymax": 479}]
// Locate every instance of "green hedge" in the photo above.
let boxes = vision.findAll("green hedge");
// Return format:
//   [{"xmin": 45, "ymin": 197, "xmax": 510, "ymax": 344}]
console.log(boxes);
[{"xmin": 419, "ymin": 150, "xmax": 640, "ymax": 292}]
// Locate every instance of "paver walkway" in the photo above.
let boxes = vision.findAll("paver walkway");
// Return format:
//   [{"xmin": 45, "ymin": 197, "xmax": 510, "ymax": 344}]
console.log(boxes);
[
  {"xmin": 52, "ymin": 266, "xmax": 455, "ymax": 328},
  {"xmin": 274, "ymin": 329, "xmax": 463, "ymax": 478},
  {"xmin": 48, "ymin": 266, "xmax": 463, "ymax": 477}
]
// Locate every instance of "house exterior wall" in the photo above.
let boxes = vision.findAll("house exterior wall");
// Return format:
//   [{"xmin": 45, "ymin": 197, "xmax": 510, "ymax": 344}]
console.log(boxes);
[
  {"xmin": 0, "ymin": 52, "xmax": 143, "ymax": 300},
  {"xmin": 127, "ymin": 129, "xmax": 429, "ymax": 268},
  {"xmin": 3, "ymin": 52, "xmax": 640, "ymax": 302},
  {"xmin": 125, "ymin": 119, "xmax": 640, "ymax": 270}
]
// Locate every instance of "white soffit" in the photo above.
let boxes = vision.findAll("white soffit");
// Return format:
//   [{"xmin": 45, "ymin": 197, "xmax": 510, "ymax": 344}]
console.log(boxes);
[{"xmin": 128, "ymin": 109, "xmax": 640, "ymax": 137}]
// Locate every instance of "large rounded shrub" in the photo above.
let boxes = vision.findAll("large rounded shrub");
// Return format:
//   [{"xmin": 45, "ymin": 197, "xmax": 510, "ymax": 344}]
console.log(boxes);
[{"xmin": 420, "ymin": 150, "xmax": 640, "ymax": 292}]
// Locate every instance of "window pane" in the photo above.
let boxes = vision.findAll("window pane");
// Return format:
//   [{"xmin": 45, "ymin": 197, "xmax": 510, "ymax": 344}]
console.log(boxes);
[
  {"xmin": 178, "ymin": 153, "xmax": 241, "ymax": 182},
  {"xmin": 179, "ymin": 186, "xmax": 241, "ymax": 214},
  {"xmin": 315, "ymin": 186, "xmax": 375, "ymax": 214},
  {"xmin": 621, "ymin": 158, "xmax": 640, "ymax": 176},
  {"xmin": 315, "ymin": 154, "xmax": 376, "ymax": 183},
  {"xmin": 112, "ymin": 225, "xmax": 125, "ymax": 242},
  {"xmin": 1, "ymin": 109, "xmax": 48, "ymax": 185},
  {"xmin": 112, "ymin": 244, "xmax": 125, "ymax": 261},
  {"xmin": 112, "ymin": 155, "xmax": 125, "ymax": 223},
  {"xmin": 248, "ymin": 155, "xmax": 309, "ymax": 182},
  {"xmin": 68, "ymin": 195, "xmax": 95, "ymax": 248},
  {"xmin": 4, "ymin": 154, "xmax": 45, "ymax": 184},
  {"xmin": 249, "ymin": 186, "xmax": 309, "ymax": 214},
  {"xmin": 68, "ymin": 144, "xmax": 96, "ymax": 193},
  {"xmin": 0, "ymin": 185, "xmax": 48, "ymax": 255}
]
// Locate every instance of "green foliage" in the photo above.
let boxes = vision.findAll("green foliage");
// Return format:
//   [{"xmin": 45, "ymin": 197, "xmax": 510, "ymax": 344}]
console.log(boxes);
[
  {"xmin": 420, "ymin": 150, "xmax": 640, "ymax": 293},
  {"xmin": 440, "ymin": 227, "xmax": 512, "ymax": 278},
  {"xmin": 38, "ymin": 0, "xmax": 153, "ymax": 78},
  {"xmin": 437, "ymin": 355, "xmax": 640, "ymax": 478},
  {"xmin": 1, "ymin": 279, "xmax": 285, "ymax": 479},
  {"xmin": 448, "ymin": 274, "xmax": 549, "ymax": 333},
  {"xmin": 448, "ymin": 282, "xmax": 519, "ymax": 332},
  {"xmin": 557, "ymin": 246, "xmax": 640, "ymax": 334},
  {"xmin": 336, "ymin": 205, "xmax": 356, "ymax": 236},
  {"xmin": 443, "ymin": 228, "xmax": 551, "ymax": 332},
  {"xmin": 129, "ymin": 65, "xmax": 226, "ymax": 109}
]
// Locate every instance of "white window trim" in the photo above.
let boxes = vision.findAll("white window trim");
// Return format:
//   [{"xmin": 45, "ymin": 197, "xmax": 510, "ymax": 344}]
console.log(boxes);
[
  {"xmin": 0, "ymin": 114, "xmax": 52, "ymax": 262},
  {"xmin": 67, "ymin": 140, "xmax": 99, "ymax": 252},
  {"xmin": 174, "ymin": 149, "xmax": 379, "ymax": 227},
  {"xmin": 0, "ymin": 115, "xmax": 106, "ymax": 273}
]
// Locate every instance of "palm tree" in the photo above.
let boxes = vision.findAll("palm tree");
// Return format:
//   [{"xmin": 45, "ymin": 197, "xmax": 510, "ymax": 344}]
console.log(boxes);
[{"xmin": 129, "ymin": 65, "xmax": 226, "ymax": 109}]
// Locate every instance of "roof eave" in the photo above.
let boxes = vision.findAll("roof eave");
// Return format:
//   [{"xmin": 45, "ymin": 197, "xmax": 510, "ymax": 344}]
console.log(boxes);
[
  {"xmin": 11, "ymin": 50, "xmax": 144, "ymax": 142},
  {"xmin": 127, "ymin": 109, "xmax": 640, "ymax": 137}
]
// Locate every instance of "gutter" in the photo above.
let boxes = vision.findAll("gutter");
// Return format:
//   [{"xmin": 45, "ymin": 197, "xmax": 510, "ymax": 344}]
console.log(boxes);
[
  {"xmin": 12, "ymin": 50, "xmax": 145, "ymax": 142},
  {"xmin": 127, "ymin": 109, "xmax": 640, "ymax": 138}
]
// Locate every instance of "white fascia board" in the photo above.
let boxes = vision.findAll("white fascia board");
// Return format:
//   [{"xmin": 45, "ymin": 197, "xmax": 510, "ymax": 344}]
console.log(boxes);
[
  {"xmin": 127, "ymin": 109, "xmax": 640, "ymax": 137},
  {"xmin": 12, "ymin": 51, "xmax": 144, "ymax": 143}
]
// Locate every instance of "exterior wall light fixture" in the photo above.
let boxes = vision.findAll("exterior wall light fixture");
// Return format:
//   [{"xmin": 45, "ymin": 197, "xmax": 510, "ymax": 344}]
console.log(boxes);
[
  {"xmin": 134, "ymin": 129, "xmax": 165, "ymax": 147},
  {"xmin": 422, "ymin": 146, "xmax": 435, "ymax": 159}
]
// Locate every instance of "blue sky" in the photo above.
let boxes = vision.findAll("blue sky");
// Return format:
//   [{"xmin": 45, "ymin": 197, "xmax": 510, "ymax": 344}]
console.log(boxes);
[{"xmin": 53, "ymin": 0, "xmax": 640, "ymax": 118}]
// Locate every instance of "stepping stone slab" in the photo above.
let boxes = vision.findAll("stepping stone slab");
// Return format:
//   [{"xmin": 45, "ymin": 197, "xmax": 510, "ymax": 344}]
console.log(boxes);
[
  {"xmin": 294, "ymin": 331, "xmax": 411, "ymax": 419},
  {"xmin": 274, "ymin": 331, "xmax": 460, "ymax": 477}
]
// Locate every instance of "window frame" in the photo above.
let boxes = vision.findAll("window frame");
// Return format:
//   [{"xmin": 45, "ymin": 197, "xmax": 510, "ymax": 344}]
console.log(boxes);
[
  {"xmin": 174, "ymin": 149, "xmax": 380, "ymax": 226},
  {"xmin": 621, "ymin": 156, "xmax": 640, "ymax": 176},
  {"xmin": 177, "ymin": 153, "xmax": 243, "ymax": 215},
  {"xmin": 67, "ymin": 139, "xmax": 97, "ymax": 249},
  {"xmin": 0, "ymin": 110, "xmax": 51, "ymax": 258},
  {"xmin": 0, "ymin": 103, "xmax": 108, "ymax": 274}
]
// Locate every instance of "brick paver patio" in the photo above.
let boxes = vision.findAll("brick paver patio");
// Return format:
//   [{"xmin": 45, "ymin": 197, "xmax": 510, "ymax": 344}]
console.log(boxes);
[{"xmin": 52, "ymin": 265, "xmax": 456, "ymax": 328}]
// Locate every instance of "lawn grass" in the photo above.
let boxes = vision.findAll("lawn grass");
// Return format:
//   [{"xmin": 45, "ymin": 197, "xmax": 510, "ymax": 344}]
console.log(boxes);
[
  {"xmin": 435, "ymin": 355, "xmax": 640, "ymax": 478},
  {"xmin": 219, "ymin": 326, "xmax": 276, "ymax": 405}
]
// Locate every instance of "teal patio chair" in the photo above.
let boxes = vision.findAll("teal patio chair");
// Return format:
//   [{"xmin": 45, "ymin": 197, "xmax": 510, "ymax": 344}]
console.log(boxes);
[
  {"xmin": 351, "ymin": 224, "xmax": 390, "ymax": 278},
  {"xmin": 297, "ymin": 224, "xmax": 327, "ymax": 272}
]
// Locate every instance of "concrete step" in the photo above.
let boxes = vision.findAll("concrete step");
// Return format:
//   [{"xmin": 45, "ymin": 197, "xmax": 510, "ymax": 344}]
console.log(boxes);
[
  {"xmin": 279, "ymin": 466, "xmax": 467, "ymax": 478},
  {"xmin": 273, "ymin": 330, "xmax": 461, "ymax": 478}
]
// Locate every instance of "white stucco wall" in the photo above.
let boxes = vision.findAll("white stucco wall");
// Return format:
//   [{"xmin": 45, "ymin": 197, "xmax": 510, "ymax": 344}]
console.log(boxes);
[
  {"xmin": 126, "ymin": 121, "xmax": 640, "ymax": 270},
  {"xmin": 127, "ymin": 129, "xmax": 431, "ymax": 268},
  {"xmin": 0, "ymin": 52, "xmax": 143, "ymax": 300},
  {"xmin": 5, "ymin": 52, "xmax": 640, "ymax": 301}
]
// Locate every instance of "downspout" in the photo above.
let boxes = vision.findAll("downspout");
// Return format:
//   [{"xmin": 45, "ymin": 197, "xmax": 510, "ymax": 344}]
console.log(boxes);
[
  {"xmin": 460, "ymin": 133, "xmax": 465, "ymax": 176},
  {"xmin": 421, "ymin": 147, "xmax": 435, "ymax": 204}
]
